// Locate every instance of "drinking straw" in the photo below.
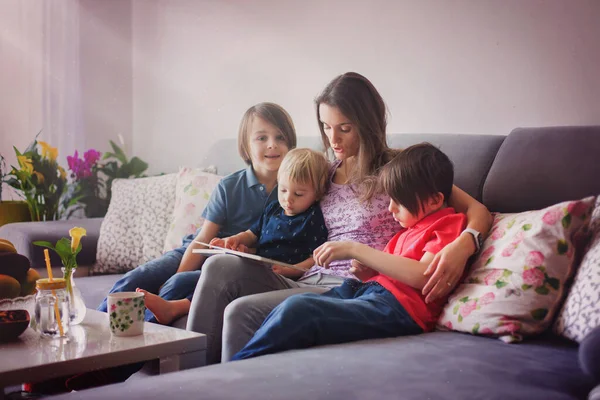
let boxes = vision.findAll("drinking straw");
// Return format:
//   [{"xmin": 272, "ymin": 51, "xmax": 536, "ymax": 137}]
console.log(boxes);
[{"xmin": 44, "ymin": 249, "xmax": 64, "ymax": 337}]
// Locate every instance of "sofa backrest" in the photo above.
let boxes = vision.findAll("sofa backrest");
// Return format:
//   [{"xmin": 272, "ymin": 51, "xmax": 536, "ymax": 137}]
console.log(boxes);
[
  {"xmin": 483, "ymin": 126, "xmax": 600, "ymax": 213},
  {"xmin": 201, "ymin": 133, "xmax": 505, "ymax": 202}
]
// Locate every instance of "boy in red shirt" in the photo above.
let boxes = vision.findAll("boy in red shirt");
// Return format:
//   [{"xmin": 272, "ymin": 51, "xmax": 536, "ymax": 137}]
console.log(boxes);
[{"xmin": 232, "ymin": 143, "xmax": 467, "ymax": 360}]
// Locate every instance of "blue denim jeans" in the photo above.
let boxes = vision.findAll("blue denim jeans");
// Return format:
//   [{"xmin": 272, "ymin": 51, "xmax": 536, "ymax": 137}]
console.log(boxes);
[
  {"xmin": 232, "ymin": 280, "xmax": 423, "ymax": 360},
  {"xmin": 97, "ymin": 233, "xmax": 201, "ymax": 322}
]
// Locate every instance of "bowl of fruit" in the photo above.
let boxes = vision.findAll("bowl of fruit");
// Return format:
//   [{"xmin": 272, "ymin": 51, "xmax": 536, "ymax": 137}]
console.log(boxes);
[
  {"xmin": 0, "ymin": 309, "xmax": 30, "ymax": 341},
  {"xmin": 0, "ymin": 239, "xmax": 39, "ymax": 321}
]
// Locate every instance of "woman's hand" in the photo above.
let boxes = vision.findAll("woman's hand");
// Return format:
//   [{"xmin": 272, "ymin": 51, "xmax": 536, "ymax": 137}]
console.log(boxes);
[
  {"xmin": 349, "ymin": 259, "xmax": 377, "ymax": 281},
  {"xmin": 313, "ymin": 241, "xmax": 356, "ymax": 268},
  {"xmin": 422, "ymin": 234, "xmax": 474, "ymax": 303}
]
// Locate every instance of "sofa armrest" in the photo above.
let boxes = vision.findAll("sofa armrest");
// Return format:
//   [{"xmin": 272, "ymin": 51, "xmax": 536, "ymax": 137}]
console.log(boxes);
[
  {"xmin": 0, "ymin": 218, "xmax": 103, "ymax": 270},
  {"xmin": 580, "ymin": 325, "xmax": 600, "ymax": 386}
]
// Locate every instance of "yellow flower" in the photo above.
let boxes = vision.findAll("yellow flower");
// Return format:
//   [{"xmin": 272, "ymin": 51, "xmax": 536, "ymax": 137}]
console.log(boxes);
[
  {"xmin": 69, "ymin": 227, "xmax": 87, "ymax": 252},
  {"xmin": 33, "ymin": 171, "xmax": 45, "ymax": 183},
  {"xmin": 58, "ymin": 166, "xmax": 67, "ymax": 180},
  {"xmin": 38, "ymin": 141, "xmax": 58, "ymax": 161},
  {"xmin": 17, "ymin": 156, "xmax": 33, "ymax": 174}
]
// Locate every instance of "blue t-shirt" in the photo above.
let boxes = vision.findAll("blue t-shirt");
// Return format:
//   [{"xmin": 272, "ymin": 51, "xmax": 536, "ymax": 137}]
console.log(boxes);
[
  {"xmin": 195, "ymin": 166, "xmax": 277, "ymax": 238},
  {"xmin": 249, "ymin": 202, "xmax": 328, "ymax": 265}
]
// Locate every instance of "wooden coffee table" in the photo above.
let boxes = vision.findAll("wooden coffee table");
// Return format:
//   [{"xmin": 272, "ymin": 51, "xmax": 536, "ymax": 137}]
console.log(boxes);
[{"xmin": 0, "ymin": 309, "xmax": 206, "ymax": 398}]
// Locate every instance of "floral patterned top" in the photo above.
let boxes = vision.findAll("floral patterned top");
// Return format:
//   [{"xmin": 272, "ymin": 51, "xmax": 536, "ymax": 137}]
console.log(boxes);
[{"xmin": 303, "ymin": 160, "xmax": 400, "ymax": 279}]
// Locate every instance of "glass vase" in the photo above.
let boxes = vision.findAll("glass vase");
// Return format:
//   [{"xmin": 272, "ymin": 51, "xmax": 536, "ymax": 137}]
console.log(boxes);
[{"xmin": 61, "ymin": 267, "xmax": 87, "ymax": 325}]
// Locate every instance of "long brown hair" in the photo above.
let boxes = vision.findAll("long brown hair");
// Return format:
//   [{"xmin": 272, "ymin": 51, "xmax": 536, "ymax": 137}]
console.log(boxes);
[
  {"xmin": 315, "ymin": 72, "xmax": 398, "ymax": 201},
  {"xmin": 238, "ymin": 102, "xmax": 297, "ymax": 165}
]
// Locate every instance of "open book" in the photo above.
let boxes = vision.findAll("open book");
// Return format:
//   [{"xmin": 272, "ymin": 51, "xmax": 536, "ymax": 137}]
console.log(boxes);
[{"xmin": 192, "ymin": 241, "xmax": 306, "ymax": 272}]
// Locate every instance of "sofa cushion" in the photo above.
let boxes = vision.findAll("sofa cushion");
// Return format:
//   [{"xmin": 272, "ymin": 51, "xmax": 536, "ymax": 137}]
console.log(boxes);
[
  {"xmin": 483, "ymin": 126, "xmax": 600, "ymax": 213},
  {"xmin": 555, "ymin": 196, "xmax": 600, "ymax": 342},
  {"xmin": 438, "ymin": 196, "xmax": 596, "ymax": 342},
  {"xmin": 46, "ymin": 332, "xmax": 594, "ymax": 400},
  {"xmin": 163, "ymin": 168, "xmax": 222, "ymax": 252},
  {"xmin": 92, "ymin": 174, "xmax": 177, "ymax": 275}
]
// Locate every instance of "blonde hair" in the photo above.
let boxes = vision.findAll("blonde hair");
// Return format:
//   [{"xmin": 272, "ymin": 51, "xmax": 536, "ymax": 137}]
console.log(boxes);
[
  {"xmin": 278, "ymin": 148, "xmax": 329, "ymax": 200},
  {"xmin": 238, "ymin": 102, "xmax": 297, "ymax": 165}
]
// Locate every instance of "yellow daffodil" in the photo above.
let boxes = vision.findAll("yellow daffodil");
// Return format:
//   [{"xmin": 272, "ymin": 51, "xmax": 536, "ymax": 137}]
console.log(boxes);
[
  {"xmin": 17, "ymin": 156, "xmax": 33, "ymax": 174},
  {"xmin": 38, "ymin": 141, "xmax": 58, "ymax": 161},
  {"xmin": 33, "ymin": 171, "xmax": 45, "ymax": 183},
  {"xmin": 69, "ymin": 227, "xmax": 87, "ymax": 252},
  {"xmin": 58, "ymin": 166, "xmax": 67, "ymax": 180}
]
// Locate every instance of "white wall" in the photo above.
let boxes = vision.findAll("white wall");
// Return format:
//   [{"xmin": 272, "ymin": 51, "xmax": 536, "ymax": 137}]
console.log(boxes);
[
  {"xmin": 0, "ymin": 0, "xmax": 132, "ymax": 200},
  {"xmin": 131, "ymin": 0, "xmax": 600, "ymax": 175}
]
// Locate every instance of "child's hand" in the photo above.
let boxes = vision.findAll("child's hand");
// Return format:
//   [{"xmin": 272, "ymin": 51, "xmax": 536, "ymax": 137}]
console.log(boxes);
[
  {"xmin": 349, "ymin": 259, "xmax": 377, "ymax": 282},
  {"xmin": 209, "ymin": 237, "xmax": 225, "ymax": 248},
  {"xmin": 313, "ymin": 241, "xmax": 356, "ymax": 269}
]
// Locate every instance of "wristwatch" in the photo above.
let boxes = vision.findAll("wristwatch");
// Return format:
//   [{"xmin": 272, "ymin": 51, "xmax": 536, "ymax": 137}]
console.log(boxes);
[{"xmin": 463, "ymin": 228, "xmax": 483, "ymax": 254}]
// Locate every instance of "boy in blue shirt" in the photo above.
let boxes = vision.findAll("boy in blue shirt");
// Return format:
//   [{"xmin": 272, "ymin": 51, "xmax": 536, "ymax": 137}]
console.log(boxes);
[{"xmin": 211, "ymin": 148, "xmax": 329, "ymax": 277}]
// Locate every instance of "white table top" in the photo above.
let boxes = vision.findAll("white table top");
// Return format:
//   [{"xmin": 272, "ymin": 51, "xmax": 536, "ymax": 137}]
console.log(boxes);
[{"xmin": 0, "ymin": 309, "xmax": 206, "ymax": 387}]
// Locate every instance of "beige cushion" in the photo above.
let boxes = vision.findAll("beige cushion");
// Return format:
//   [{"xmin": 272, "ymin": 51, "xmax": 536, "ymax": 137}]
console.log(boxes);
[
  {"xmin": 438, "ymin": 196, "xmax": 596, "ymax": 342},
  {"xmin": 92, "ymin": 174, "xmax": 177, "ymax": 275},
  {"xmin": 162, "ymin": 167, "xmax": 223, "ymax": 252}
]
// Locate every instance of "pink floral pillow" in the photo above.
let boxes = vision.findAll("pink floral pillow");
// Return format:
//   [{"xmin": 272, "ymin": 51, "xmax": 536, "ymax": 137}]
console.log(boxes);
[
  {"xmin": 162, "ymin": 167, "xmax": 222, "ymax": 252},
  {"xmin": 438, "ymin": 196, "xmax": 596, "ymax": 342}
]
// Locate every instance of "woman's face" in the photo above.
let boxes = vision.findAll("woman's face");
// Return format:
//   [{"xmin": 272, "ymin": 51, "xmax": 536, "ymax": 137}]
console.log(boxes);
[
  {"xmin": 319, "ymin": 104, "xmax": 360, "ymax": 161},
  {"xmin": 248, "ymin": 116, "xmax": 289, "ymax": 175}
]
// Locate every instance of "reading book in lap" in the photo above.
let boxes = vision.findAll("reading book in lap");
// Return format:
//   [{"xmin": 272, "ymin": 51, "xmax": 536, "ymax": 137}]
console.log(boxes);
[{"xmin": 192, "ymin": 241, "xmax": 306, "ymax": 272}]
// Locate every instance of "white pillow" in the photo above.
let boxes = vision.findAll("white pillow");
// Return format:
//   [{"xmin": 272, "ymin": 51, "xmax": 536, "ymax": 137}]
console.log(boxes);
[
  {"xmin": 162, "ymin": 167, "xmax": 223, "ymax": 252},
  {"xmin": 92, "ymin": 174, "xmax": 177, "ymax": 275}
]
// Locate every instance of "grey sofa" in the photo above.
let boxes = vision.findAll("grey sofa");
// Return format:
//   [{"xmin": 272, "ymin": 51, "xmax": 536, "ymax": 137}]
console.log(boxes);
[{"xmin": 3, "ymin": 126, "xmax": 600, "ymax": 399}]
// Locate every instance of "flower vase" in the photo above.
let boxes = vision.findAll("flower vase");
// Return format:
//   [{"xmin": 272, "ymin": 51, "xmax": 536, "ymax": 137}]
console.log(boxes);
[{"xmin": 61, "ymin": 267, "xmax": 87, "ymax": 325}]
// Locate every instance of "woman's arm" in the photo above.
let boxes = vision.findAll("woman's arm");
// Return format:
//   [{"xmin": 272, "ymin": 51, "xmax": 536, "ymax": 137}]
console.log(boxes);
[
  {"xmin": 177, "ymin": 220, "xmax": 222, "ymax": 273},
  {"xmin": 422, "ymin": 185, "xmax": 493, "ymax": 302}
]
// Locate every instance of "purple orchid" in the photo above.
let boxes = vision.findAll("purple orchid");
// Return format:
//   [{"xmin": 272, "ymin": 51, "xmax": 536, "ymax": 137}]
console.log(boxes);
[{"xmin": 67, "ymin": 149, "xmax": 102, "ymax": 180}]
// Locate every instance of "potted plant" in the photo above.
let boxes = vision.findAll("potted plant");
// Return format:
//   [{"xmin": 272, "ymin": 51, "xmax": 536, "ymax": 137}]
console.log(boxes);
[
  {"xmin": 4, "ymin": 136, "xmax": 67, "ymax": 222},
  {"xmin": 0, "ymin": 154, "xmax": 31, "ymax": 227}
]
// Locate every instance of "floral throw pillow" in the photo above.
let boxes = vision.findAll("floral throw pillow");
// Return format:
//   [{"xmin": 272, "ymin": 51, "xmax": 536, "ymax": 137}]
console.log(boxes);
[
  {"xmin": 554, "ymin": 196, "xmax": 600, "ymax": 342},
  {"xmin": 93, "ymin": 174, "xmax": 178, "ymax": 275},
  {"xmin": 438, "ymin": 196, "xmax": 596, "ymax": 342},
  {"xmin": 162, "ymin": 167, "xmax": 223, "ymax": 252}
]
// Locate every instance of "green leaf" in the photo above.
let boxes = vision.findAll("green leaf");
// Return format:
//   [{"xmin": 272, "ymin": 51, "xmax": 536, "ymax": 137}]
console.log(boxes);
[
  {"xmin": 561, "ymin": 214, "xmax": 571, "ymax": 229},
  {"xmin": 522, "ymin": 224, "xmax": 532, "ymax": 231},
  {"xmin": 531, "ymin": 308, "xmax": 548, "ymax": 321},
  {"xmin": 502, "ymin": 270, "xmax": 513, "ymax": 277},
  {"xmin": 453, "ymin": 304, "xmax": 460, "ymax": 314},
  {"xmin": 521, "ymin": 284, "xmax": 532, "ymax": 291},
  {"xmin": 459, "ymin": 296, "xmax": 470, "ymax": 303},
  {"xmin": 484, "ymin": 256, "xmax": 494, "ymax": 266},
  {"xmin": 507, "ymin": 220, "xmax": 516, "ymax": 229},
  {"xmin": 496, "ymin": 281, "xmax": 508, "ymax": 289},
  {"xmin": 127, "ymin": 157, "xmax": 148, "ymax": 177},
  {"xmin": 33, "ymin": 241, "xmax": 55, "ymax": 251},
  {"xmin": 546, "ymin": 277, "xmax": 560, "ymax": 290},
  {"xmin": 472, "ymin": 323, "xmax": 480, "ymax": 334},
  {"xmin": 535, "ymin": 286, "xmax": 550, "ymax": 295},
  {"xmin": 458, "ymin": 315, "xmax": 463, "ymax": 323},
  {"xmin": 109, "ymin": 140, "xmax": 128, "ymax": 164},
  {"xmin": 557, "ymin": 240, "xmax": 569, "ymax": 255}
]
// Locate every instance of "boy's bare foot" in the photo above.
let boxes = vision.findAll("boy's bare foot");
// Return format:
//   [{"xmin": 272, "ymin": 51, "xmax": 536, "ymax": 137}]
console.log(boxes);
[{"xmin": 136, "ymin": 288, "xmax": 177, "ymax": 325}]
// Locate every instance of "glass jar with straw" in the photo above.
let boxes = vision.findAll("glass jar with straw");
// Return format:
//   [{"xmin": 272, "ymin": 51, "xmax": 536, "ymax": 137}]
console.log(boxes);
[{"xmin": 34, "ymin": 249, "xmax": 69, "ymax": 338}]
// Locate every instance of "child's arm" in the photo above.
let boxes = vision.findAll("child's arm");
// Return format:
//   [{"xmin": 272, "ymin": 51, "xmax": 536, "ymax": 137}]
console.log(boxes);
[
  {"xmin": 176, "ymin": 221, "xmax": 222, "ymax": 273},
  {"xmin": 210, "ymin": 230, "xmax": 258, "ymax": 252},
  {"xmin": 314, "ymin": 241, "xmax": 434, "ymax": 290},
  {"xmin": 272, "ymin": 257, "xmax": 315, "ymax": 279}
]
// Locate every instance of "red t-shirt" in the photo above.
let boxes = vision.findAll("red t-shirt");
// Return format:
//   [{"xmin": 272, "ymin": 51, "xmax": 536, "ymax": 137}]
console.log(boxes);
[{"xmin": 368, "ymin": 208, "xmax": 467, "ymax": 331}]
